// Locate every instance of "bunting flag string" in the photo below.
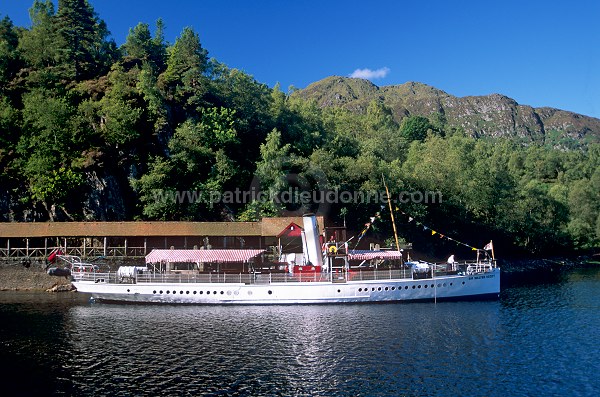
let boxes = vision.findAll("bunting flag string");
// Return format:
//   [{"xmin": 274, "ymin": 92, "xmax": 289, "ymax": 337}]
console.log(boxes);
[
  {"xmin": 395, "ymin": 208, "xmax": 482, "ymax": 252},
  {"xmin": 354, "ymin": 206, "xmax": 385, "ymax": 250}
]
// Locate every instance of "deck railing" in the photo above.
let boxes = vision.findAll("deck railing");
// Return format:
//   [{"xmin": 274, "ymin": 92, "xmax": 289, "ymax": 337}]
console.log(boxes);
[
  {"xmin": 72, "ymin": 268, "xmax": 427, "ymax": 285},
  {"xmin": 0, "ymin": 245, "xmax": 149, "ymax": 259},
  {"xmin": 71, "ymin": 260, "xmax": 496, "ymax": 285}
]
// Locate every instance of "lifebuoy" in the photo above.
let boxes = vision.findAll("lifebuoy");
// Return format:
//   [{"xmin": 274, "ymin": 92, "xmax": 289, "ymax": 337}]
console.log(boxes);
[{"xmin": 328, "ymin": 245, "xmax": 337, "ymax": 254}]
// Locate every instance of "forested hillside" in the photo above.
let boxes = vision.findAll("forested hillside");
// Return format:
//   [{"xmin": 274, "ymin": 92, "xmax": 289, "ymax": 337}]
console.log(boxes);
[{"xmin": 1, "ymin": 0, "xmax": 599, "ymax": 255}]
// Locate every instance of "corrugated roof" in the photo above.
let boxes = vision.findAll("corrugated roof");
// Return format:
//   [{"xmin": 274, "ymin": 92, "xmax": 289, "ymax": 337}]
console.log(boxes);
[
  {"xmin": 0, "ymin": 217, "xmax": 325, "ymax": 238},
  {"xmin": 0, "ymin": 221, "xmax": 261, "ymax": 238},
  {"xmin": 261, "ymin": 216, "xmax": 324, "ymax": 237}
]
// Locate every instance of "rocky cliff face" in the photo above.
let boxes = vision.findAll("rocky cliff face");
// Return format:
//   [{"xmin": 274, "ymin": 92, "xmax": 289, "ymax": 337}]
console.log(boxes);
[{"xmin": 294, "ymin": 76, "xmax": 600, "ymax": 147}]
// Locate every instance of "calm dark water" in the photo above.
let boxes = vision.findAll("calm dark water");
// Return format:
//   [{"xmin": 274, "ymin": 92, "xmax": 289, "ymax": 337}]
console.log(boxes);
[{"xmin": 1, "ymin": 268, "xmax": 599, "ymax": 397}]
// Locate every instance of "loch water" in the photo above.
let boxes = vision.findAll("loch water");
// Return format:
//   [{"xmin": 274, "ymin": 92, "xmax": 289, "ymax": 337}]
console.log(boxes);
[{"xmin": 1, "ymin": 267, "xmax": 599, "ymax": 397}]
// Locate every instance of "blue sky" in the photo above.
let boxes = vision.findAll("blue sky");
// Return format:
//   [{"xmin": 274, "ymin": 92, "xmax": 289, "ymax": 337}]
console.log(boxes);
[{"xmin": 2, "ymin": 0, "xmax": 599, "ymax": 118}]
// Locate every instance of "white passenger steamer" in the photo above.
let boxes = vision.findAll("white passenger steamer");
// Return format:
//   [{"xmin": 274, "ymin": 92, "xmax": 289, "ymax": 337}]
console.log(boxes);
[{"xmin": 65, "ymin": 215, "xmax": 500, "ymax": 304}]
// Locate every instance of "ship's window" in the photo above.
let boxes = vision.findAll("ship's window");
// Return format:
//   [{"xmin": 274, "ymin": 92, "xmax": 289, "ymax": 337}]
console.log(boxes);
[
  {"xmin": 443, "ymin": 283, "xmax": 447, "ymax": 287},
  {"xmin": 384, "ymin": 287, "xmax": 389, "ymax": 291},
  {"xmin": 153, "ymin": 290, "xmax": 156, "ymax": 294},
  {"xmin": 180, "ymin": 291, "xmax": 184, "ymax": 294},
  {"xmin": 159, "ymin": 290, "xmax": 163, "ymax": 294},
  {"xmin": 412, "ymin": 285, "xmax": 415, "ymax": 289},
  {"xmin": 268, "ymin": 290, "xmax": 273, "ymax": 295},
  {"xmin": 462, "ymin": 281, "xmax": 465, "ymax": 285},
  {"xmin": 391, "ymin": 287, "xmax": 395, "ymax": 291},
  {"xmin": 358, "ymin": 288, "xmax": 362, "ymax": 292},
  {"xmin": 193, "ymin": 291, "xmax": 197, "ymax": 294},
  {"xmin": 186, "ymin": 291, "xmax": 190, "ymax": 294},
  {"xmin": 248, "ymin": 291, "xmax": 253, "ymax": 295},
  {"xmin": 127, "ymin": 289, "xmax": 130, "ymax": 293},
  {"xmin": 431, "ymin": 284, "xmax": 435, "ymax": 288},
  {"xmin": 437, "ymin": 284, "xmax": 441, "ymax": 288},
  {"xmin": 220, "ymin": 291, "xmax": 224, "ymax": 295},
  {"xmin": 227, "ymin": 291, "xmax": 232, "ymax": 295},
  {"xmin": 337, "ymin": 289, "xmax": 341, "ymax": 293},
  {"xmin": 372, "ymin": 287, "xmax": 375, "ymax": 291},
  {"xmin": 405, "ymin": 286, "xmax": 409, "ymax": 290},
  {"xmin": 378, "ymin": 287, "xmax": 382, "ymax": 291},
  {"xmin": 213, "ymin": 291, "xmax": 217, "ymax": 294},
  {"xmin": 199, "ymin": 291, "xmax": 203, "ymax": 294},
  {"xmin": 418, "ymin": 285, "xmax": 421, "ymax": 289},
  {"xmin": 424, "ymin": 284, "xmax": 428, "ymax": 288},
  {"xmin": 234, "ymin": 291, "xmax": 239, "ymax": 295},
  {"xmin": 450, "ymin": 283, "xmax": 453, "ymax": 286}
]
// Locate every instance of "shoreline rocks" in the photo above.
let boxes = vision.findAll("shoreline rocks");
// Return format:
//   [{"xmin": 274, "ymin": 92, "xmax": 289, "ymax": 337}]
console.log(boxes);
[{"xmin": 0, "ymin": 263, "xmax": 72, "ymax": 292}]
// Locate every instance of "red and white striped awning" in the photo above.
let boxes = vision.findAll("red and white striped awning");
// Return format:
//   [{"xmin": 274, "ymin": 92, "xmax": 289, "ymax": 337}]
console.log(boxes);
[
  {"xmin": 145, "ymin": 249, "xmax": 265, "ymax": 264},
  {"xmin": 348, "ymin": 250, "xmax": 404, "ymax": 261}
]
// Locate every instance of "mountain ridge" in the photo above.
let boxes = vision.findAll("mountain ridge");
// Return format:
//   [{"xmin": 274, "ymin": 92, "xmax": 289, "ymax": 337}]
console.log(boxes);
[{"xmin": 293, "ymin": 76, "xmax": 600, "ymax": 147}]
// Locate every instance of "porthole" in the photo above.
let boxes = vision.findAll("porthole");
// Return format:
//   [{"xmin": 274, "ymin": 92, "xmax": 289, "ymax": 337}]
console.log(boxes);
[
  {"xmin": 391, "ymin": 287, "xmax": 395, "ymax": 291},
  {"xmin": 450, "ymin": 283, "xmax": 453, "ymax": 286},
  {"xmin": 424, "ymin": 284, "xmax": 428, "ymax": 288},
  {"xmin": 337, "ymin": 289, "xmax": 341, "ymax": 293},
  {"xmin": 248, "ymin": 291, "xmax": 253, "ymax": 295},
  {"xmin": 412, "ymin": 285, "xmax": 416, "ymax": 289},
  {"xmin": 431, "ymin": 284, "xmax": 435, "ymax": 288},
  {"xmin": 443, "ymin": 283, "xmax": 447, "ymax": 287},
  {"xmin": 153, "ymin": 290, "xmax": 157, "ymax": 294},
  {"xmin": 159, "ymin": 290, "xmax": 163, "ymax": 294},
  {"xmin": 206, "ymin": 291, "xmax": 210, "ymax": 294},
  {"xmin": 418, "ymin": 285, "xmax": 421, "ymax": 289},
  {"xmin": 199, "ymin": 291, "xmax": 203, "ymax": 295},
  {"xmin": 186, "ymin": 291, "xmax": 190, "ymax": 294},
  {"xmin": 462, "ymin": 281, "xmax": 465, "ymax": 285},
  {"xmin": 127, "ymin": 289, "xmax": 130, "ymax": 293},
  {"xmin": 358, "ymin": 288, "xmax": 362, "ymax": 292},
  {"xmin": 213, "ymin": 291, "xmax": 217, "ymax": 294},
  {"xmin": 180, "ymin": 291, "xmax": 184, "ymax": 294},
  {"xmin": 372, "ymin": 287, "xmax": 375, "ymax": 291},
  {"xmin": 227, "ymin": 291, "xmax": 232, "ymax": 295},
  {"xmin": 234, "ymin": 291, "xmax": 239, "ymax": 295},
  {"xmin": 405, "ymin": 286, "xmax": 409, "ymax": 290},
  {"xmin": 166, "ymin": 290, "xmax": 170, "ymax": 294},
  {"xmin": 268, "ymin": 290, "xmax": 273, "ymax": 295},
  {"xmin": 220, "ymin": 291, "xmax": 224, "ymax": 295},
  {"xmin": 384, "ymin": 287, "xmax": 389, "ymax": 291},
  {"xmin": 378, "ymin": 287, "xmax": 382, "ymax": 291},
  {"xmin": 193, "ymin": 291, "xmax": 197, "ymax": 294}
]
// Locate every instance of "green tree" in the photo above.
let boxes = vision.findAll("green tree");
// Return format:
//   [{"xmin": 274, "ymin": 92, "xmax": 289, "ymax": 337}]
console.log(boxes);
[
  {"xmin": 17, "ymin": 89, "xmax": 84, "ymax": 218},
  {"xmin": 160, "ymin": 27, "xmax": 208, "ymax": 89},
  {"xmin": 238, "ymin": 128, "xmax": 291, "ymax": 220},
  {"xmin": 122, "ymin": 20, "xmax": 166, "ymax": 72},
  {"xmin": 567, "ymin": 179, "xmax": 599, "ymax": 248},
  {"xmin": 400, "ymin": 115, "xmax": 433, "ymax": 142},
  {"xmin": 97, "ymin": 65, "xmax": 142, "ymax": 146},
  {"xmin": 17, "ymin": 1, "xmax": 61, "ymax": 86},
  {"xmin": 54, "ymin": 0, "xmax": 117, "ymax": 81},
  {"xmin": 0, "ymin": 16, "xmax": 21, "ymax": 89}
]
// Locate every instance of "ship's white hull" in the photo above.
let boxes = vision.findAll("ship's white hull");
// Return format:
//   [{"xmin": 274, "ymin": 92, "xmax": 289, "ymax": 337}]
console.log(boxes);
[{"xmin": 72, "ymin": 268, "xmax": 500, "ymax": 304}]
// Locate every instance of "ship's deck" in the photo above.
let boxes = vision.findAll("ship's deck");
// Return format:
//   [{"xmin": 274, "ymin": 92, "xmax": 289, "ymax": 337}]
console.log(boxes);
[{"xmin": 72, "ymin": 263, "xmax": 494, "ymax": 285}]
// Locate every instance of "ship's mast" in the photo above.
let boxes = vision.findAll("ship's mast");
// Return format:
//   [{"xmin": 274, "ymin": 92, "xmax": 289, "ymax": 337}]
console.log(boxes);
[{"xmin": 382, "ymin": 175, "xmax": 401, "ymax": 252}]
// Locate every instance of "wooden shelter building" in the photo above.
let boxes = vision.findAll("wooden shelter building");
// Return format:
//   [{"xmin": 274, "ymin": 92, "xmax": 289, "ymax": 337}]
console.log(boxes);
[{"xmin": 0, "ymin": 217, "xmax": 325, "ymax": 260}]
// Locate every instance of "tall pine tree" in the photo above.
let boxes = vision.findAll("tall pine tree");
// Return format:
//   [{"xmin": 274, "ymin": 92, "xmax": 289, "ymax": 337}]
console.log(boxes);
[{"xmin": 55, "ymin": 0, "xmax": 116, "ymax": 82}]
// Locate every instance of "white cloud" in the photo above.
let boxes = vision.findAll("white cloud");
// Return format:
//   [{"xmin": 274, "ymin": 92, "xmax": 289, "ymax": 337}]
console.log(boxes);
[{"xmin": 349, "ymin": 67, "xmax": 390, "ymax": 80}]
